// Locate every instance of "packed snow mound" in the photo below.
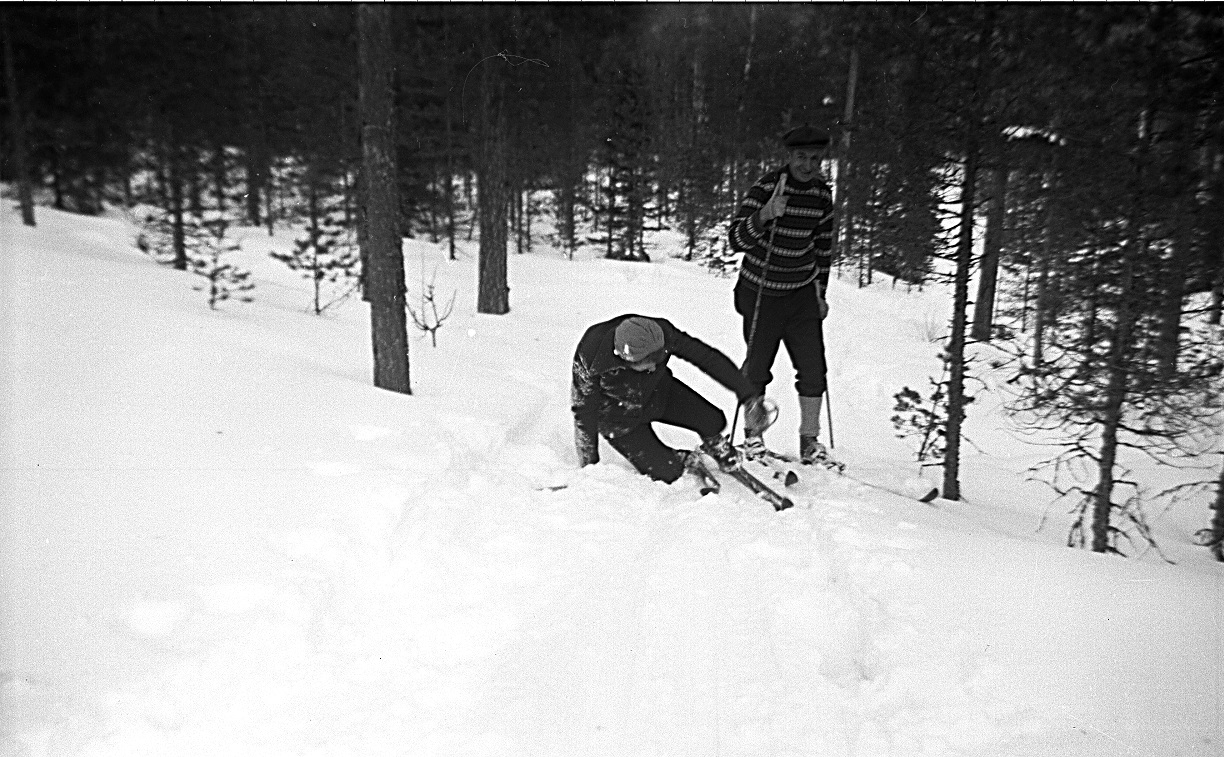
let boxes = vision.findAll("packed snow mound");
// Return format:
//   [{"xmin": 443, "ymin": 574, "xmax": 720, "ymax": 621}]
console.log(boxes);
[{"xmin": 1, "ymin": 205, "xmax": 1220, "ymax": 756}]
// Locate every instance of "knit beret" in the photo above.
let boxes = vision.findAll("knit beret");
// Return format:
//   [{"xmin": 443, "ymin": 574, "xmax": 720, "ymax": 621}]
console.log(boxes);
[
  {"xmin": 614, "ymin": 317, "xmax": 666, "ymax": 362},
  {"xmin": 783, "ymin": 125, "xmax": 831, "ymax": 148}
]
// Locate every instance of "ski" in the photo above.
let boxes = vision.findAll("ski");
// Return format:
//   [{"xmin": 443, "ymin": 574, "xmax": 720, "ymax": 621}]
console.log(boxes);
[
  {"xmin": 724, "ymin": 465, "xmax": 794, "ymax": 511},
  {"xmin": 845, "ymin": 472, "xmax": 940, "ymax": 505},
  {"xmin": 549, "ymin": 452, "xmax": 793, "ymax": 512},
  {"xmin": 740, "ymin": 444, "xmax": 938, "ymax": 505},
  {"xmin": 694, "ymin": 451, "xmax": 793, "ymax": 511},
  {"xmin": 685, "ymin": 455, "xmax": 722, "ymax": 496},
  {"xmin": 753, "ymin": 445, "xmax": 846, "ymax": 475},
  {"xmin": 738, "ymin": 446, "xmax": 800, "ymax": 487}
]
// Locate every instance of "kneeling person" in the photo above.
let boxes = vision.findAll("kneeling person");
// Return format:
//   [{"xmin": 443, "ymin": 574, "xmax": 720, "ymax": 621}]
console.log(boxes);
[{"xmin": 571, "ymin": 315, "xmax": 768, "ymax": 482}]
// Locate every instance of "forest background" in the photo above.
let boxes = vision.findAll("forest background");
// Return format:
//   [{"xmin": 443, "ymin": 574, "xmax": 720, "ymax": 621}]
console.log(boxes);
[{"xmin": 3, "ymin": 4, "xmax": 1223, "ymax": 557}]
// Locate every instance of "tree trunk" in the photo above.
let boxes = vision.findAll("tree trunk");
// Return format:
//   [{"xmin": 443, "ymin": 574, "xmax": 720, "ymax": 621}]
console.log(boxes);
[
  {"xmin": 972, "ymin": 162, "xmax": 1008, "ymax": 341},
  {"xmin": 524, "ymin": 190, "xmax": 533, "ymax": 253},
  {"xmin": 1092, "ymin": 244, "xmax": 1139, "ymax": 553},
  {"xmin": 943, "ymin": 138, "xmax": 978, "ymax": 502},
  {"xmin": 736, "ymin": 7, "xmax": 757, "ymax": 150},
  {"xmin": 3, "ymin": 12, "xmax": 35, "ymax": 226},
  {"xmin": 358, "ymin": 5, "xmax": 410, "ymax": 394},
  {"xmin": 1209, "ymin": 143, "xmax": 1223, "ymax": 326},
  {"xmin": 168, "ymin": 145, "xmax": 189, "ymax": 271},
  {"xmin": 1212, "ymin": 279, "xmax": 1223, "ymax": 326},
  {"xmin": 625, "ymin": 170, "xmax": 644, "ymax": 259},
  {"xmin": 1155, "ymin": 204, "xmax": 1190, "ymax": 379},
  {"xmin": 835, "ymin": 42, "xmax": 859, "ymax": 272},
  {"xmin": 476, "ymin": 72, "xmax": 510, "ymax": 314},
  {"xmin": 1210, "ymin": 459, "xmax": 1224, "ymax": 561},
  {"xmin": 513, "ymin": 184, "xmax": 524, "ymax": 255},
  {"xmin": 244, "ymin": 124, "xmax": 268, "ymax": 227},
  {"xmin": 122, "ymin": 166, "xmax": 133, "ymax": 208},
  {"xmin": 187, "ymin": 158, "xmax": 204, "ymax": 217},
  {"xmin": 1080, "ymin": 250, "xmax": 1101, "ymax": 366},
  {"xmin": 1032, "ymin": 193, "xmax": 1055, "ymax": 367},
  {"xmin": 265, "ymin": 177, "xmax": 276, "ymax": 236},
  {"xmin": 244, "ymin": 153, "xmax": 262, "ymax": 228},
  {"xmin": 427, "ymin": 178, "xmax": 440, "ymax": 243},
  {"xmin": 1155, "ymin": 116, "xmax": 1194, "ymax": 378},
  {"xmin": 557, "ymin": 183, "xmax": 576, "ymax": 259},
  {"xmin": 444, "ymin": 93, "xmax": 457, "ymax": 261},
  {"xmin": 604, "ymin": 168, "xmax": 615, "ymax": 260},
  {"xmin": 1019, "ymin": 259, "xmax": 1032, "ymax": 332},
  {"xmin": 1092, "ymin": 388, "xmax": 1123, "ymax": 553},
  {"xmin": 212, "ymin": 143, "xmax": 228, "ymax": 214},
  {"xmin": 308, "ymin": 184, "xmax": 322, "ymax": 315}
]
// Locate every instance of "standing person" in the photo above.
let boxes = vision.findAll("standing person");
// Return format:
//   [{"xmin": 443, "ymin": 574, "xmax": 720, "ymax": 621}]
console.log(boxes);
[
  {"xmin": 728, "ymin": 125, "xmax": 837, "ymax": 466},
  {"xmin": 571, "ymin": 314, "xmax": 770, "ymax": 483}
]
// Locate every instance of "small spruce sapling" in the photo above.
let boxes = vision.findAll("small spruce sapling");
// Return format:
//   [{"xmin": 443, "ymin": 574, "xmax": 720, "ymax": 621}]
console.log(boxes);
[
  {"xmin": 271, "ymin": 210, "xmax": 360, "ymax": 315},
  {"xmin": 892, "ymin": 356, "xmax": 976, "ymax": 468},
  {"xmin": 892, "ymin": 382, "xmax": 947, "ymax": 468},
  {"xmin": 190, "ymin": 212, "xmax": 254, "ymax": 310}
]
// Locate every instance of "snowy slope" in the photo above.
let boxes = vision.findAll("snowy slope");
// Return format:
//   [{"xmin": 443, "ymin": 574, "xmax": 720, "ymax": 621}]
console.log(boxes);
[{"xmin": 1, "ymin": 205, "xmax": 1220, "ymax": 757}]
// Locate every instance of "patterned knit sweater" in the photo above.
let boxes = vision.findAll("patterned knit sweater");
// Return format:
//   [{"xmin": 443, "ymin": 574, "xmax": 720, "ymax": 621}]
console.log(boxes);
[{"xmin": 728, "ymin": 167, "xmax": 834, "ymax": 296}]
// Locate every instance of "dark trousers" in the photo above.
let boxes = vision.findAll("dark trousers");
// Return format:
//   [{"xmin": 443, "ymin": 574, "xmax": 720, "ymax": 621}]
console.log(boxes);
[
  {"xmin": 605, "ymin": 380, "xmax": 726, "ymax": 483},
  {"xmin": 735, "ymin": 282, "xmax": 828, "ymax": 398}
]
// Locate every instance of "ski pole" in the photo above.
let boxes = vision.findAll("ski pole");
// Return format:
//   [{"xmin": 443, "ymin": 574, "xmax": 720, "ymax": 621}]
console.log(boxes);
[
  {"xmin": 731, "ymin": 172, "xmax": 786, "ymax": 443},
  {"xmin": 825, "ymin": 385, "xmax": 835, "ymax": 449}
]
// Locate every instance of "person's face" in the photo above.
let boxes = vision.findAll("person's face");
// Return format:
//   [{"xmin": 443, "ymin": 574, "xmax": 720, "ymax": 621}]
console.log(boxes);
[
  {"xmin": 627, "ymin": 358, "xmax": 658, "ymax": 372},
  {"xmin": 788, "ymin": 146, "xmax": 827, "ymax": 181}
]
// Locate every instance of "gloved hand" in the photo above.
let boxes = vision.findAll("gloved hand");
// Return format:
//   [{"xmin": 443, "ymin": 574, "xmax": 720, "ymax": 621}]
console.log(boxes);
[{"xmin": 742, "ymin": 395, "xmax": 777, "ymax": 438}]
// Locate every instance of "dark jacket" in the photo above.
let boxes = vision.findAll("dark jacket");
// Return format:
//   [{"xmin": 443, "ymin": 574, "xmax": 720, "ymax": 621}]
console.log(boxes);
[
  {"xmin": 571, "ymin": 314, "xmax": 756, "ymax": 464},
  {"xmin": 728, "ymin": 167, "xmax": 834, "ymax": 296}
]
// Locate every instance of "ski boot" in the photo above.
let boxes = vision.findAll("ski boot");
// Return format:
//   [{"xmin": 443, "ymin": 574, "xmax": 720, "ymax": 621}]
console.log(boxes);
[
  {"xmin": 700, "ymin": 434, "xmax": 740, "ymax": 472},
  {"xmin": 741, "ymin": 433, "xmax": 768, "ymax": 461},
  {"xmin": 800, "ymin": 435, "xmax": 844, "ymax": 472}
]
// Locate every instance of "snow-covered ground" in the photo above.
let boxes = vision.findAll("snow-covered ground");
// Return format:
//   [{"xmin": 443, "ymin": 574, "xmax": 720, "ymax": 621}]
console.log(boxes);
[{"xmin": 1, "ymin": 204, "xmax": 1220, "ymax": 757}]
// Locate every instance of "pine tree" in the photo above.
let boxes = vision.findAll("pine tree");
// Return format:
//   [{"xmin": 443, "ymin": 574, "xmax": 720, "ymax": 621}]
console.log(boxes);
[
  {"xmin": 994, "ymin": 5, "xmax": 1224, "ymax": 555},
  {"xmin": 592, "ymin": 56, "xmax": 652, "ymax": 262},
  {"xmin": 3, "ymin": 10, "xmax": 36, "ymax": 226},
  {"xmin": 136, "ymin": 204, "xmax": 195, "ymax": 266},
  {"xmin": 839, "ymin": 6, "xmax": 946, "ymax": 288},
  {"xmin": 189, "ymin": 212, "xmax": 254, "ymax": 310},
  {"xmin": 270, "ymin": 186, "xmax": 360, "ymax": 315}
]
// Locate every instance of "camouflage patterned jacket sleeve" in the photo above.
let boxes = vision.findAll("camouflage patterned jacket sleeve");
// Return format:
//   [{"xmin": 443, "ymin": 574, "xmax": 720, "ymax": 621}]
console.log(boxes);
[{"xmin": 571, "ymin": 348, "xmax": 601, "ymax": 465}]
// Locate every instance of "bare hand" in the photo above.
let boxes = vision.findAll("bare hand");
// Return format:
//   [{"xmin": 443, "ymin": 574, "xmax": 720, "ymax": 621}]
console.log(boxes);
[
  {"xmin": 815, "ymin": 287, "xmax": 829, "ymax": 320},
  {"xmin": 760, "ymin": 194, "xmax": 788, "ymax": 223}
]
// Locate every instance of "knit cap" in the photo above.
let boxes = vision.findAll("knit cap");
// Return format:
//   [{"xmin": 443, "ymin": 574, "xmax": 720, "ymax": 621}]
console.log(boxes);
[{"xmin": 613, "ymin": 317, "xmax": 665, "ymax": 362}]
